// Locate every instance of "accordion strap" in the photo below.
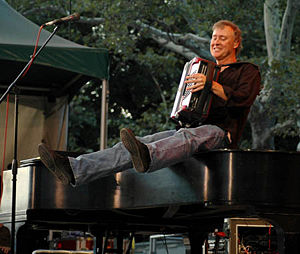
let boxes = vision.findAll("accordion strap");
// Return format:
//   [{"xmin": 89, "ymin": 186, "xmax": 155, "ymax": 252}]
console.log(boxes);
[{"xmin": 194, "ymin": 61, "xmax": 215, "ymax": 115}]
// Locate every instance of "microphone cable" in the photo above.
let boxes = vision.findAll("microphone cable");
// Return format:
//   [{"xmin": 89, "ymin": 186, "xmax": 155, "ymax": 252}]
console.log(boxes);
[
  {"xmin": 0, "ymin": 24, "xmax": 45, "ymax": 207},
  {"xmin": 22, "ymin": 24, "xmax": 45, "ymax": 78}
]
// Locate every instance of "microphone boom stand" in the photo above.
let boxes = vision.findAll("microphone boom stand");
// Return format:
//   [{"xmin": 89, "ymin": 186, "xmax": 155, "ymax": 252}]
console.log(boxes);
[{"xmin": 0, "ymin": 25, "xmax": 60, "ymax": 254}]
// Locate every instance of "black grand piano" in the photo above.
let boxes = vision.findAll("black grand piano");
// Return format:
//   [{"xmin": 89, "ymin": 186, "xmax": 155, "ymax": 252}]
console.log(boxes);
[{"xmin": 1, "ymin": 149, "xmax": 300, "ymax": 253}]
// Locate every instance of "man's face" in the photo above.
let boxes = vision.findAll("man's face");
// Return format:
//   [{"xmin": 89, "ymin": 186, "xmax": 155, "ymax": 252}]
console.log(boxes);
[{"xmin": 210, "ymin": 25, "xmax": 239, "ymax": 62}]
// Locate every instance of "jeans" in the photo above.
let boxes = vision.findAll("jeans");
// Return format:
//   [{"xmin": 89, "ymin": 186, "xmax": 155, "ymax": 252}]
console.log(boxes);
[{"xmin": 69, "ymin": 125, "xmax": 227, "ymax": 186}]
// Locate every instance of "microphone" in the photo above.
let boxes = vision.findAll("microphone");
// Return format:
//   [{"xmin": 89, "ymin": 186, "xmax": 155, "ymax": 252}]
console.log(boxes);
[{"xmin": 44, "ymin": 13, "xmax": 80, "ymax": 26}]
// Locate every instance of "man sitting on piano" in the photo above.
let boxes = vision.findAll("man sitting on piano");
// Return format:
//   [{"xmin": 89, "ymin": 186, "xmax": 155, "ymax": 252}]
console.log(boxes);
[{"xmin": 38, "ymin": 20, "xmax": 261, "ymax": 186}]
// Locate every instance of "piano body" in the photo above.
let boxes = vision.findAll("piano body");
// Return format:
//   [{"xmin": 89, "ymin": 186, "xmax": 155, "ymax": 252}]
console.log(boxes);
[{"xmin": 1, "ymin": 149, "xmax": 300, "ymax": 253}]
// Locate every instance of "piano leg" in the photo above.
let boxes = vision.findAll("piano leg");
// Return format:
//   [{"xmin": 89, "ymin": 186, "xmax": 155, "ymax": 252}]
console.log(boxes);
[
  {"xmin": 16, "ymin": 224, "xmax": 49, "ymax": 254},
  {"xmin": 94, "ymin": 232, "xmax": 103, "ymax": 254},
  {"xmin": 266, "ymin": 214, "xmax": 300, "ymax": 253},
  {"xmin": 188, "ymin": 231, "xmax": 207, "ymax": 254},
  {"xmin": 284, "ymin": 233, "xmax": 300, "ymax": 253}
]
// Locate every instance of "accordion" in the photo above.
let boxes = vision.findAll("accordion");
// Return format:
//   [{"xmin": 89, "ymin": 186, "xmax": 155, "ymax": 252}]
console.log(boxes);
[{"xmin": 170, "ymin": 57, "xmax": 220, "ymax": 127}]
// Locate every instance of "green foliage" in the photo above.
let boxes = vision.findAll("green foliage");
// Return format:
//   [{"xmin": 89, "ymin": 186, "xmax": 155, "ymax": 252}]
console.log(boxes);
[
  {"xmin": 68, "ymin": 80, "xmax": 102, "ymax": 152},
  {"xmin": 10, "ymin": 0, "xmax": 300, "ymax": 151},
  {"xmin": 107, "ymin": 85, "xmax": 178, "ymax": 147},
  {"xmin": 268, "ymin": 56, "xmax": 300, "ymax": 137}
]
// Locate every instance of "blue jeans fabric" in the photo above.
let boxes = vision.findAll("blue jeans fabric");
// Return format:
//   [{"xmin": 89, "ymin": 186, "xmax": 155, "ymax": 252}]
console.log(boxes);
[{"xmin": 69, "ymin": 125, "xmax": 226, "ymax": 186}]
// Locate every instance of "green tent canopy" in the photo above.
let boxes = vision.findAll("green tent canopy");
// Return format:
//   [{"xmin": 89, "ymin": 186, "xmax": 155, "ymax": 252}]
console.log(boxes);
[{"xmin": 0, "ymin": 0, "xmax": 109, "ymax": 98}]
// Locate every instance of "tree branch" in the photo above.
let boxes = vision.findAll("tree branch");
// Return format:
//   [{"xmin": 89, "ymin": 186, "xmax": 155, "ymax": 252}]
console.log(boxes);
[
  {"xmin": 21, "ymin": 6, "xmax": 211, "ymax": 59},
  {"xmin": 135, "ymin": 20, "xmax": 210, "ymax": 45},
  {"xmin": 150, "ymin": 36, "xmax": 198, "ymax": 59},
  {"xmin": 22, "ymin": 6, "xmax": 105, "ymax": 26},
  {"xmin": 22, "ymin": 5, "xmax": 65, "ymax": 16},
  {"xmin": 78, "ymin": 17, "xmax": 105, "ymax": 26},
  {"xmin": 135, "ymin": 20, "xmax": 212, "ymax": 60},
  {"xmin": 264, "ymin": 0, "xmax": 280, "ymax": 63},
  {"xmin": 270, "ymin": 118, "xmax": 300, "ymax": 137},
  {"xmin": 148, "ymin": 71, "xmax": 169, "ymax": 124},
  {"xmin": 278, "ymin": 0, "xmax": 300, "ymax": 58}
]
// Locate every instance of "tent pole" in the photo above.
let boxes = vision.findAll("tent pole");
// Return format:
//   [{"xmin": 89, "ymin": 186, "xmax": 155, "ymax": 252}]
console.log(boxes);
[{"xmin": 100, "ymin": 79, "xmax": 109, "ymax": 150}]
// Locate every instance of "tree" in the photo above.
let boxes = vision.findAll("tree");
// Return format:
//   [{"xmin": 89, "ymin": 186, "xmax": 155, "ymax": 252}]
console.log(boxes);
[
  {"xmin": 99, "ymin": 0, "xmax": 299, "ymax": 149},
  {"xmin": 11, "ymin": 0, "xmax": 300, "ymax": 151},
  {"xmin": 248, "ymin": 0, "xmax": 300, "ymax": 149}
]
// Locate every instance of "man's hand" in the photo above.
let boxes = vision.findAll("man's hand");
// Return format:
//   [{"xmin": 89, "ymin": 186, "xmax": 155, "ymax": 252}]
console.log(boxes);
[
  {"xmin": 185, "ymin": 73, "xmax": 206, "ymax": 92},
  {"xmin": 185, "ymin": 73, "xmax": 228, "ymax": 101},
  {"xmin": 0, "ymin": 246, "xmax": 11, "ymax": 254}
]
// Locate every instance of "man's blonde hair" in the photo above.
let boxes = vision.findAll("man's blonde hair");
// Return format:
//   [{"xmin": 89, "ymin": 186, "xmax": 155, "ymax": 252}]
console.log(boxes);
[{"xmin": 212, "ymin": 20, "xmax": 243, "ymax": 55}]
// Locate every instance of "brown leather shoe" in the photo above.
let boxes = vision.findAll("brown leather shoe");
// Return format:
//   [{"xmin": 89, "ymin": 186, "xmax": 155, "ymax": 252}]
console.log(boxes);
[
  {"xmin": 38, "ymin": 143, "xmax": 75, "ymax": 185},
  {"xmin": 120, "ymin": 128, "xmax": 150, "ymax": 173}
]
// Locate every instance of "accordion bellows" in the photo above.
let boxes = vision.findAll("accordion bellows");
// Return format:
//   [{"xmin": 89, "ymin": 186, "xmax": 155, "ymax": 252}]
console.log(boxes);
[{"xmin": 170, "ymin": 57, "xmax": 220, "ymax": 127}]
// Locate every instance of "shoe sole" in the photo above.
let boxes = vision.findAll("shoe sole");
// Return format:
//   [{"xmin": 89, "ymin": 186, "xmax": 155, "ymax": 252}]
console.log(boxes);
[
  {"xmin": 120, "ymin": 128, "xmax": 145, "ymax": 173},
  {"xmin": 38, "ymin": 144, "xmax": 69, "ymax": 185}
]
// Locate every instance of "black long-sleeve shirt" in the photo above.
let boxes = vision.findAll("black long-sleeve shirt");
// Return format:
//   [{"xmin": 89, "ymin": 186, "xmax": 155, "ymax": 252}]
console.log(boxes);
[{"xmin": 203, "ymin": 62, "xmax": 261, "ymax": 148}]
